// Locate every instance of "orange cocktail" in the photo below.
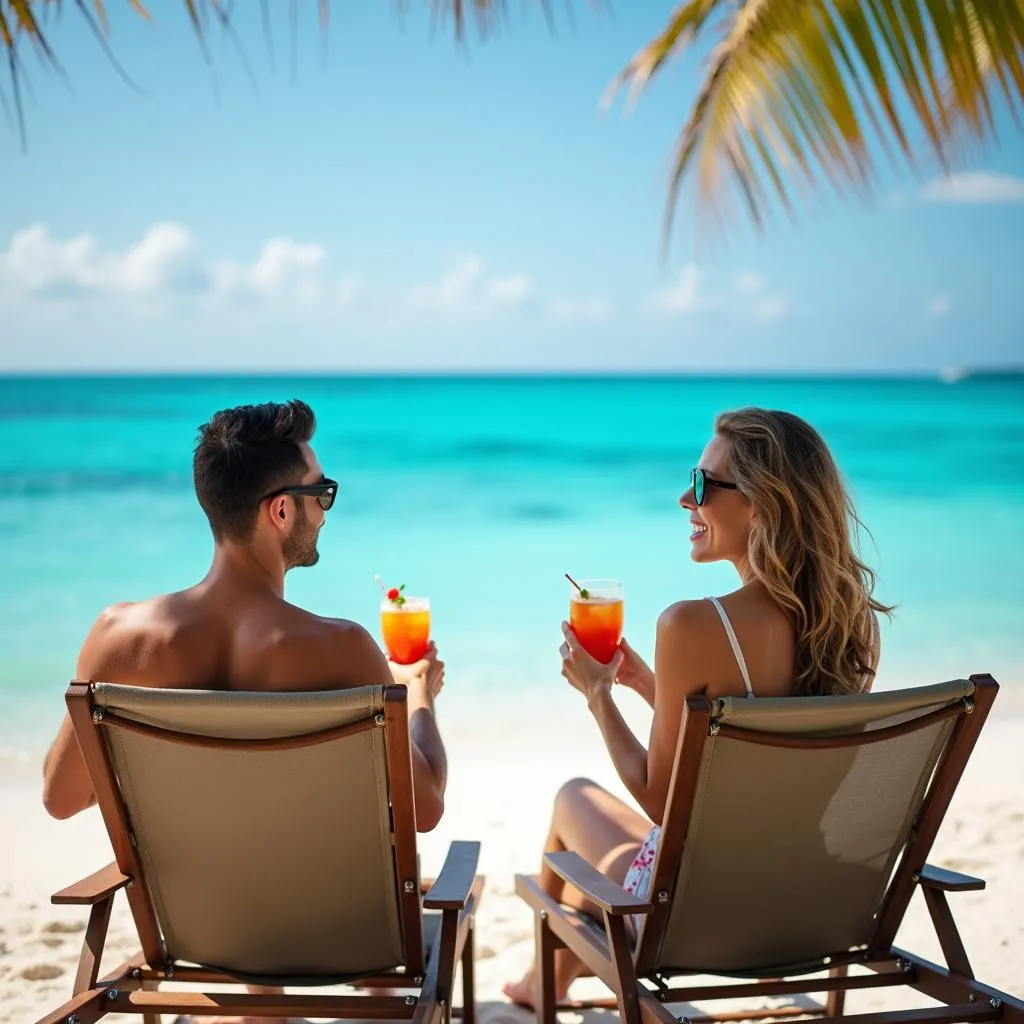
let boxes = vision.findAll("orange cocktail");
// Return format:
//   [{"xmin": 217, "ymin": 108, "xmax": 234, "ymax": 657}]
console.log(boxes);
[
  {"xmin": 569, "ymin": 579, "xmax": 623, "ymax": 664},
  {"xmin": 380, "ymin": 597, "xmax": 431, "ymax": 665}
]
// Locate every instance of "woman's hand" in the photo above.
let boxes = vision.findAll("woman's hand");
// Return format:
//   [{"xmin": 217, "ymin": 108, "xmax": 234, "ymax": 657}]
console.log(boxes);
[
  {"xmin": 560, "ymin": 622, "xmax": 622, "ymax": 707},
  {"xmin": 389, "ymin": 642, "xmax": 445, "ymax": 700},
  {"xmin": 614, "ymin": 637, "xmax": 656, "ymax": 707}
]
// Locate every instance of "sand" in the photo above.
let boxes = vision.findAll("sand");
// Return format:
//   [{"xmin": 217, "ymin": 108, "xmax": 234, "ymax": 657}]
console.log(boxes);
[{"xmin": 2, "ymin": 692, "xmax": 1021, "ymax": 1023}]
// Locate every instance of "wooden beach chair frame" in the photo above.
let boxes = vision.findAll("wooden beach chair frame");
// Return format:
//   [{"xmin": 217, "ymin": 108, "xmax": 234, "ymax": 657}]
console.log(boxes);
[
  {"xmin": 515, "ymin": 674, "xmax": 1023, "ymax": 1024},
  {"xmin": 36, "ymin": 681, "xmax": 482, "ymax": 1024}
]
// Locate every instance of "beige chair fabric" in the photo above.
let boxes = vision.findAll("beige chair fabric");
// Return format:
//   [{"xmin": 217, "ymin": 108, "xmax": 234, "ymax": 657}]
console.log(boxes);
[
  {"xmin": 93, "ymin": 683, "xmax": 404, "ymax": 981},
  {"xmin": 650, "ymin": 681, "xmax": 974, "ymax": 974}
]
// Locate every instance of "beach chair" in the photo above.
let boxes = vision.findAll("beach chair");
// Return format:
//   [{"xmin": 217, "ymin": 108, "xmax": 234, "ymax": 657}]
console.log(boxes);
[
  {"xmin": 515, "ymin": 673, "xmax": 1022, "ymax": 1024},
  {"xmin": 35, "ymin": 681, "xmax": 482, "ymax": 1024}
]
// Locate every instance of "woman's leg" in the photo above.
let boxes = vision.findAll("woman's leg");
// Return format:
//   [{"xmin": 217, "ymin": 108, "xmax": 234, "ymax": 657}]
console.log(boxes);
[{"xmin": 503, "ymin": 777, "xmax": 651, "ymax": 1008}]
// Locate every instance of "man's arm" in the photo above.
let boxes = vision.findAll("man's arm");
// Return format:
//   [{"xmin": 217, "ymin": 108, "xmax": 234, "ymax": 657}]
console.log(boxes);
[
  {"xmin": 344, "ymin": 628, "xmax": 446, "ymax": 832},
  {"xmin": 42, "ymin": 607, "xmax": 125, "ymax": 819}
]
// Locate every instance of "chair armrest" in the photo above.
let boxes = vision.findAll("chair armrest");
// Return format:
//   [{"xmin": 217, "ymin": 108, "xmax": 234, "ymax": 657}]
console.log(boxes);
[
  {"xmin": 916, "ymin": 864, "xmax": 985, "ymax": 892},
  {"xmin": 544, "ymin": 851, "xmax": 653, "ymax": 916},
  {"xmin": 52, "ymin": 861, "xmax": 132, "ymax": 906},
  {"xmin": 422, "ymin": 840, "xmax": 481, "ymax": 910}
]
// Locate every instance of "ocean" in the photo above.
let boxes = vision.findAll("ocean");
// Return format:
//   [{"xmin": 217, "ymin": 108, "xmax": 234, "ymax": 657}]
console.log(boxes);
[{"xmin": 2, "ymin": 374, "xmax": 1022, "ymax": 758}]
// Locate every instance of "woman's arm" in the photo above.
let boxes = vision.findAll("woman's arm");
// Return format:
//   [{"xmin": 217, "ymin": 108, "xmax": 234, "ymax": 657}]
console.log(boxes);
[{"xmin": 561, "ymin": 601, "xmax": 712, "ymax": 825}]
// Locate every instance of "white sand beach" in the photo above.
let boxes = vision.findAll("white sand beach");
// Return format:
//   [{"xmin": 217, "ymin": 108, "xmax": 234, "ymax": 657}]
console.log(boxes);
[{"xmin": 2, "ymin": 694, "xmax": 1022, "ymax": 1024}]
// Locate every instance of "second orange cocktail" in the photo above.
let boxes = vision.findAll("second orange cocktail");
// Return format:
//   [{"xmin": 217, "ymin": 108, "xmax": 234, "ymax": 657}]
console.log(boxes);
[
  {"xmin": 380, "ymin": 589, "xmax": 431, "ymax": 665},
  {"xmin": 569, "ymin": 579, "xmax": 624, "ymax": 664}
]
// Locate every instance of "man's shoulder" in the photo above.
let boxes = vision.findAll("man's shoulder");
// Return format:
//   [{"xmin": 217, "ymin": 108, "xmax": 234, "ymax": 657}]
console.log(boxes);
[
  {"xmin": 264, "ymin": 608, "xmax": 389, "ymax": 687},
  {"xmin": 285, "ymin": 607, "xmax": 377, "ymax": 648}
]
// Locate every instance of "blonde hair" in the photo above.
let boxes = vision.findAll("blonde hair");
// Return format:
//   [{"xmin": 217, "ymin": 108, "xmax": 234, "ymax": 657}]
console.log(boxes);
[{"xmin": 714, "ymin": 408, "xmax": 892, "ymax": 696}]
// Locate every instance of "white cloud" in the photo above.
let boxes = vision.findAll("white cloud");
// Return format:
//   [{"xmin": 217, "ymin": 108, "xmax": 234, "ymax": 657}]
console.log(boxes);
[
  {"xmin": 735, "ymin": 272, "xmax": 764, "ymax": 296},
  {"xmin": 646, "ymin": 265, "xmax": 787, "ymax": 322},
  {"xmin": 646, "ymin": 263, "xmax": 716, "ymax": 314},
  {"xmin": 921, "ymin": 172, "xmax": 1024, "ymax": 204},
  {"xmin": 0, "ymin": 223, "xmax": 335, "ymax": 307},
  {"xmin": 751, "ymin": 296, "xmax": 789, "ymax": 321},
  {"xmin": 408, "ymin": 256, "xmax": 535, "ymax": 317},
  {"xmin": 927, "ymin": 294, "xmax": 953, "ymax": 319},
  {"xmin": 548, "ymin": 297, "xmax": 612, "ymax": 322},
  {"xmin": 212, "ymin": 238, "xmax": 330, "ymax": 304},
  {"xmin": 2, "ymin": 222, "xmax": 208, "ymax": 298}
]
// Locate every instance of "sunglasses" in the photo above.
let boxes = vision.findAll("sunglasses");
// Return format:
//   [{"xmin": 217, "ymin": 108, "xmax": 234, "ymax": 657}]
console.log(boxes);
[
  {"xmin": 262, "ymin": 477, "xmax": 339, "ymax": 511},
  {"xmin": 691, "ymin": 467, "xmax": 738, "ymax": 507}
]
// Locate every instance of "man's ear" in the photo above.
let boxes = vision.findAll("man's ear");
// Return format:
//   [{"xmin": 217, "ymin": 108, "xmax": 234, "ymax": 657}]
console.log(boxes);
[{"xmin": 265, "ymin": 496, "xmax": 290, "ymax": 532}]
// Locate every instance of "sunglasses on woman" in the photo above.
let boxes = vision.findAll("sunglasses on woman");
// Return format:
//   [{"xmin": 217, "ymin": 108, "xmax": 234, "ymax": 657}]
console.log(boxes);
[
  {"xmin": 262, "ymin": 478, "xmax": 339, "ymax": 511},
  {"xmin": 690, "ymin": 467, "xmax": 738, "ymax": 507}
]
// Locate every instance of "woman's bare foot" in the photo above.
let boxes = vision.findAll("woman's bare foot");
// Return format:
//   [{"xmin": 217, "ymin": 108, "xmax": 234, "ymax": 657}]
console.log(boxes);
[{"xmin": 502, "ymin": 971, "xmax": 536, "ymax": 1009}]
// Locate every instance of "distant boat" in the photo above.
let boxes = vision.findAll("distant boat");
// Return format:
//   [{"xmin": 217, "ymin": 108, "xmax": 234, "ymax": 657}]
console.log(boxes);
[{"xmin": 938, "ymin": 365, "xmax": 1024, "ymax": 383}]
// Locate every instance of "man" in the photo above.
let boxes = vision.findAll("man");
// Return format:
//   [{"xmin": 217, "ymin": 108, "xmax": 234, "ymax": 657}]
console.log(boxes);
[{"xmin": 42, "ymin": 398, "xmax": 447, "ymax": 832}]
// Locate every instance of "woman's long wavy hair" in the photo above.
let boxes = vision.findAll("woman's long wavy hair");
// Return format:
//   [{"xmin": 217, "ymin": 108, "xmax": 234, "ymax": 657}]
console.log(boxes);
[{"xmin": 715, "ymin": 408, "xmax": 893, "ymax": 696}]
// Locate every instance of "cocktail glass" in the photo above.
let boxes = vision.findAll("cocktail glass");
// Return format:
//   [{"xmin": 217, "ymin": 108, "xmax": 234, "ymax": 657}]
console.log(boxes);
[
  {"xmin": 381, "ymin": 597, "xmax": 431, "ymax": 665},
  {"xmin": 569, "ymin": 579, "xmax": 624, "ymax": 664}
]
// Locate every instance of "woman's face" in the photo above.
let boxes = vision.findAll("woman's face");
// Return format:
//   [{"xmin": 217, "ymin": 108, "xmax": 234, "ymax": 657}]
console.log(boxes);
[{"xmin": 679, "ymin": 434, "xmax": 754, "ymax": 566}]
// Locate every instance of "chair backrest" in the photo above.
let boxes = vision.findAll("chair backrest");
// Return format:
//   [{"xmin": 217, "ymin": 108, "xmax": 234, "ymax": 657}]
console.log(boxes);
[
  {"xmin": 635, "ymin": 677, "xmax": 996, "ymax": 977},
  {"xmin": 67, "ymin": 681, "xmax": 423, "ymax": 983}
]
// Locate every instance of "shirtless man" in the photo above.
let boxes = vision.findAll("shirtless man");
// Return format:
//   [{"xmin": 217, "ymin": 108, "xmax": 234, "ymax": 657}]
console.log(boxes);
[{"xmin": 42, "ymin": 398, "xmax": 447, "ymax": 829}]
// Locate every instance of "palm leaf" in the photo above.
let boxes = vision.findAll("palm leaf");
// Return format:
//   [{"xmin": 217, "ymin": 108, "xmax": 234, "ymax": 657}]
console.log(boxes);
[{"xmin": 607, "ymin": 0, "xmax": 1024, "ymax": 249}]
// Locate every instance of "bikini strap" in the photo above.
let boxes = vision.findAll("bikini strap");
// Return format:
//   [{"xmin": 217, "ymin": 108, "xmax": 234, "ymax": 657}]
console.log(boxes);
[{"xmin": 706, "ymin": 596, "xmax": 754, "ymax": 698}]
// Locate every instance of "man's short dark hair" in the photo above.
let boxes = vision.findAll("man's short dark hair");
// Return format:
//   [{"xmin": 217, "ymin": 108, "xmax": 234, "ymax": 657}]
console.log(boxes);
[{"xmin": 193, "ymin": 399, "xmax": 316, "ymax": 541}]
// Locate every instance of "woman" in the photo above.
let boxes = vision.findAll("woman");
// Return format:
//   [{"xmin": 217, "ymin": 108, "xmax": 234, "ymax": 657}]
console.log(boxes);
[{"xmin": 503, "ymin": 407, "xmax": 890, "ymax": 1007}]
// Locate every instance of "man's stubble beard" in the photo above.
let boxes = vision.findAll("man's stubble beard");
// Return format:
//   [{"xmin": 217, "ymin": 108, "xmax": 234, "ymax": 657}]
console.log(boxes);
[{"xmin": 283, "ymin": 501, "xmax": 320, "ymax": 570}]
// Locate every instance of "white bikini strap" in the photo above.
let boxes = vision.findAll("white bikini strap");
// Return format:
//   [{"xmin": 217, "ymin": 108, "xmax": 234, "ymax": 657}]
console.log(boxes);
[{"xmin": 706, "ymin": 596, "xmax": 754, "ymax": 698}]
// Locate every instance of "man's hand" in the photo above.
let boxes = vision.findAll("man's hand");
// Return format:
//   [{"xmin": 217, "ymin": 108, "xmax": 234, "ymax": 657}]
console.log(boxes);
[{"xmin": 388, "ymin": 642, "xmax": 444, "ymax": 700}]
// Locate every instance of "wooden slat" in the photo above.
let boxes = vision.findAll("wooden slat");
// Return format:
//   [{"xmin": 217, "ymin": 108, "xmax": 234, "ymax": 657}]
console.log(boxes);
[
  {"xmin": 638, "ymin": 991, "xmax": 685, "ymax": 1024},
  {"xmin": 635, "ymin": 695, "xmax": 712, "ymax": 973},
  {"xmin": 873, "ymin": 676, "xmax": 998, "ymax": 953},
  {"xmin": 114, "ymin": 990, "xmax": 416, "ymax": 1017},
  {"xmin": 72, "ymin": 896, "xmax": 114, "ymax": 995},
  {"xmin": 460, "ymin": 916, "xmax": 477, "ymax": 1024},
  {"xmin": 515, "ymin": 874, "xmax": 621, "ymax": 991},
  {"xmin": 545, "ymin": 851, "xmax": 652, "ymax": 915},
  {"xmin": 605, "ymin": 912, "xmax": 642, "ymax": 1024},
  {"xmin": 653, "ymin": 969, "xmax": 910, "ymax": 1003},
  {"xmin": 803, "ymin": 1004, "xmax": 998, "ymax": 1024},
  {"xmin": 826, "ymin": 964, "xmax": 849, "ymax": 1017},
  {"xmin": 896, "ymin": 947, "xmax": 1024, "ymax": 1013},
  {"xmin": 34, "ymin": 953, "xmax": 145, "ymax": 1024},
  {"xmin": 96, "ymin": 707, "xmax": 379, "ymax": 751},
  {"xmin": 52, "ymin": 860, "xmax": 132, "ymax": 905},
  {"xmin": 921, "ymin": 887, "xmax": 974, "ymax": 979},
  {"xmin": 423, "ymin": 841, "xmax": 480, "ymax": 910},
  {"xmin": 66, "ymin": 684, "xmax": 165, "ymax": 965},
  {"xmin": 917, "ymin": 864, "xmax": 986, "ymax": 892},
  {"xmin": 639, "ymin": 1001, "xmax": 818, "ymax": 1024},
  {"xmin": 384, "ymin": 683, "xmax": 425, "ymax": 978},
  {"xmin": 535, "ymin": 908, "xmax": 559, "ymax": 1024}
]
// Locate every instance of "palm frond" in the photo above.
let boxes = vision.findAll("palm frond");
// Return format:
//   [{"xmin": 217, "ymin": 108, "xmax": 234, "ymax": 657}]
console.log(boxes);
[{"xmin": 607, "ymin": 0, "xmax": 1024, "ymax": 250}]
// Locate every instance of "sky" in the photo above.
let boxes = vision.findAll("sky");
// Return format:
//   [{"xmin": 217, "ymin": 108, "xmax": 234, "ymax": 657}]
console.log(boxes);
[{"xmin": 1, "ymin": 2, "xmax": 1023, "ymax": 374}]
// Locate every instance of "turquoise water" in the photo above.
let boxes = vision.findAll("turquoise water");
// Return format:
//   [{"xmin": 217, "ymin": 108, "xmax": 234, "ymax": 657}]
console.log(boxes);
[{"xmin": 2, "ymin": 374, "xmax": 1022, "ymax": 755}]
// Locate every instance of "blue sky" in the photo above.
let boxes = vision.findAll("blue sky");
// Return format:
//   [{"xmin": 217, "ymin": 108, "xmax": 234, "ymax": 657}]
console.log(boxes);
[{"xmin": 1, "ymin": 2, "xmax": 1023, "ymax": 373}]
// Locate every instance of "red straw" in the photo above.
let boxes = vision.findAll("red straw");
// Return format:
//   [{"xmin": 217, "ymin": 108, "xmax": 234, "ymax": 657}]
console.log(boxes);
[{"xmin": 564, "ymin": 573, "xmax": 583, "ymax": 594}]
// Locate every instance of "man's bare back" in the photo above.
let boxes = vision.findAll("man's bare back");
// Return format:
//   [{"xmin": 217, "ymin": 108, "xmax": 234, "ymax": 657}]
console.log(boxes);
[
  {"xmin": 78, "ymin": 580, "xmax": 388, "ymax": 695},
  {"xmin": 42, "ymin": 400, "xmax": 448, "ymax": 834}
]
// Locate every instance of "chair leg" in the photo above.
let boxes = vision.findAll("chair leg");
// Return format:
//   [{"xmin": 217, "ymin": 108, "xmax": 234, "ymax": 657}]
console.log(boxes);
[
  {"xmin": 825, "ymin": 964, "xmax": 848, "ymax": 1017},
  {"xmin": 535, "ymin": 911, "xmax": 558, "ymax": 1024},
  {"xmin": 461, "ymin": 918, "xmax": 476, "ymax": 1024}
]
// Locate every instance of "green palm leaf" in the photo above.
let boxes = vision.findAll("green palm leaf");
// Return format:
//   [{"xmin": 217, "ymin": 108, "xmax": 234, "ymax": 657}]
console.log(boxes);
[{"xmin": 606, "ymin": 0, "xmax": 1024, "ymax": 248}]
